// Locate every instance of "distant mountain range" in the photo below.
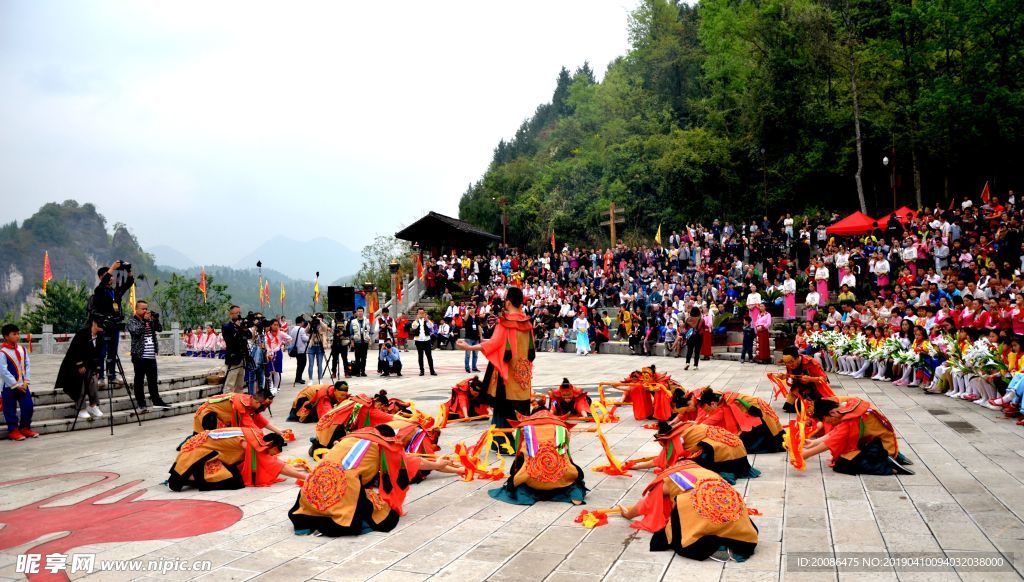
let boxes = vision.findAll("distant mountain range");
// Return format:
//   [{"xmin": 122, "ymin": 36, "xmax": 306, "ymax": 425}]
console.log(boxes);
[
  {"xmin": 0, "ymin": 201, "xmax": 366, "ymax": 316},
  {"xmin": 149, "ymin": 245, "xmax": 198, "ymax": 270},
  {"xmin": 151, "ymin": 236, "xmax": 360, "ymax": 285},
  {"xmin": 232, "ymin": 235, "xmax": 361, "ymax": 285}
]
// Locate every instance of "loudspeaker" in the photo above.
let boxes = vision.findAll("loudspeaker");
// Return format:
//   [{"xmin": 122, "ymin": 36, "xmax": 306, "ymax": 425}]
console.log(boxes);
[{"xmin": 327, "ymin": 286, "xmax": 355, "ymax": 313}]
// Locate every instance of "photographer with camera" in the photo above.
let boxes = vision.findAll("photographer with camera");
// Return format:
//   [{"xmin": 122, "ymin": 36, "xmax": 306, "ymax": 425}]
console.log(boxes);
[
  {"xmin": 90, "ymin": 260, "xmax": 133, "ymax": 386},
  {"xmin": 126, "ymin": 300, "xmax": 169, "ymax": 411},
  {"xmin": 305, "ymin": 313, "xmax": 330, "ymax": 383},
  {"xmin": 329, "ymin": 312, "xmax": 351, "ymax": 379},
  {"xmin": 222, "ymin": 305, "xmax": 254, "ymax": 392}
]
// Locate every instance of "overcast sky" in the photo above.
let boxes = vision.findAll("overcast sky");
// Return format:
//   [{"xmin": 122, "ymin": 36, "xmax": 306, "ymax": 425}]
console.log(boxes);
[{"xmin": 0, "ymin": 1, "xmax": 633, "ymax": 265}]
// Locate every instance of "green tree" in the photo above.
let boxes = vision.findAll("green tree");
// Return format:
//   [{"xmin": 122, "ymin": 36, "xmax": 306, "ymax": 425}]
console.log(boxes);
[
  {"xmin": 147, "ymin": 273, "xmax": 232, "ymax": 328},
  {"xmin": 21, "ymin": 279, "xmax": 91, "ymax": 333},
  {"xmin": 354, "ymin": 236, "xmax": 414, "ymax": 296}
]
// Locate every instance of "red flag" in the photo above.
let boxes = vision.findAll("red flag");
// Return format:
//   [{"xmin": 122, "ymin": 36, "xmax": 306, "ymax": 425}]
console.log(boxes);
[
  {"xmin": 396, "ymin": 278, "xmax": 403, "ymax": 303},
  {"xmin": 198, "ymin": 267, "xmax": 207, "ymax": 303},
  {"xmin": 42, "ymin": 251, "xmax": 53, "ymax": 295},
  {"xmin": 550, "ymin": 230, "xmax": 556, "ymax": 252},
  {"xmin": 367, "ymin": 291, "xmax": 379, "ymax": 324},
  {"xmin": 416, "ymin": 255, "xmax": 424, "ymax": 280},
  {"xmin": 980, "ymin": 181, "xmax": 991, "ymax": 203},
  {"xmin": 263, "ymin": 281, "xmax": 271, "ymax": 305}
]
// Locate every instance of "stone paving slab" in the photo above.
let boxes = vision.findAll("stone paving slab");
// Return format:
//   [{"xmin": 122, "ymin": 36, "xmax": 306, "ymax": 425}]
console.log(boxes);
[{"xmin": 1, "ymin": 351, "xmax": 1023, "ymax": 581}]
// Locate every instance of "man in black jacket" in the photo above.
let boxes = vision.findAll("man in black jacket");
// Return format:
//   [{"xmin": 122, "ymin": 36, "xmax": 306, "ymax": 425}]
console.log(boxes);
[
  {"xmin": 222, "ymin": 305, "xmax": 252, "ymax": 392},
  {"xmin": 91, "ymin": 261, "xmax": 134, "ymax": 386},
  {"xmin": 56, "ymin": 315, "xmax": 104, "ymax": 419},
  {"xmin": 126, "ymin": 300, "xmax": 169, "ymax": 411},
  {"xmin": 463, "ymin": 306, "xmax": 481, "ymax": 373}
]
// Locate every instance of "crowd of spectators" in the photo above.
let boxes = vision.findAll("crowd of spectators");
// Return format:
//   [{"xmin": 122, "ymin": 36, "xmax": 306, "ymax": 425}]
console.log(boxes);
[{"xmin": 417, "ymin": 192, "xmax": 1023, "ymax": 361}]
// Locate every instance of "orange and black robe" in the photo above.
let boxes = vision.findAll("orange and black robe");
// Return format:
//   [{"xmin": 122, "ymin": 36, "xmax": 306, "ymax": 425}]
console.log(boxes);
[
  {"xmin": 169, "ymin": 427, "xmax": 285, "ymax": 491},
  {"xmin": 445, "ymin": 378, "xmax": 490, "ymax": 420},
  {"xmin": 386, "ymin": 419, "xmax": 441, "ymax": 483},
  {"xmin": 823, "ymin": 397, "xmax": 901, "ymax": 475},
  {"xmin": 630, "ymin": 460, "xmax": 758, "ymax": 560},
  {"xmin": 548, "ymin": 384, "xmax": 591, "ymax": 417},
  {"xmin": 489, "ymin": 410, "xmax": 586, "ymax": 505},
  {"xmin": 479, "ymin": 312, "xmax": 536, "ymax": 429},
  {"xmin": 192, "ymin": 394, "xmax": 269, "ymax": 434},
  {"xmin": 619, "ymin": 368, "xmax": 676, "ymax": 421},
  {"xmin": 289, "ymin": 428, "xmax": 421, "ymax": 536},
  {"xmin": 288, "ymin": 384, "xmax": 342, "ymax": 423},
  {"xmin": 697, "ymin": 392, "xmax": 784, "ymax": 454},
  {"xmin": 786, "ymin": 355, "xmax": 835, "ymax": 406},
  {"xmin": 655, "ymin": 422, "xmax": 760, "ymax": 484},
  {"xmin": 308, "ymin": 395, "xmax": 394, "ymax": 456}
]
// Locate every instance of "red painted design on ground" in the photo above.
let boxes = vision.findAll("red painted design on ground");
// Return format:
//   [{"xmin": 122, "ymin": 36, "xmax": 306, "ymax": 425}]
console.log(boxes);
[{"xmin": 0, "ymin": 472, "xmax": 242, "ymax": 582}]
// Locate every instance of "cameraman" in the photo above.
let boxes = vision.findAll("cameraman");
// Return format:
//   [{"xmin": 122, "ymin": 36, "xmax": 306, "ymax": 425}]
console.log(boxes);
[
  {"xmin": 306, "ymin": 313, "xmax": 330, "ymax": 383},
  {"xmin": 126, "ymin": 300, "xmax": 169, "ymax": 411},
  {"xmin": 91, "ymin": 260, "xmax": 133, "ymax": 386},
  {"xmin": 222, "ymin": 305, "xmax": 253, "ymax": 393}
]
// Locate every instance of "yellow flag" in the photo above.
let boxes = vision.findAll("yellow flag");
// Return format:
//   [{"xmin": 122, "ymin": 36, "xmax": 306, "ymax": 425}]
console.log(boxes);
[
  {"xmin": 128, "ymin": 283, "xmax": 136, "ymax": 312},
  {"xmin": 655, "ymin": 224, "xmax": 662, "ymax": 246}
]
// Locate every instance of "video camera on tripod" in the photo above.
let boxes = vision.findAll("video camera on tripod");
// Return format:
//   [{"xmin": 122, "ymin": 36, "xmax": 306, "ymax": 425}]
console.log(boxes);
[{"xmin": 238, "ymin": 311, "xmax": 270, "ymax": 332}]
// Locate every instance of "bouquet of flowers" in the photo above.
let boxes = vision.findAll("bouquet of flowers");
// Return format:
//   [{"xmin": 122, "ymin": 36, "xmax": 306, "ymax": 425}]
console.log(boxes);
[
  {"xmin": 963, "ymin": 338, "xmax": 1008, "ymax": 375},
  {"xmin": 806, "ymin": 331, "xmax": 829, "ymax": 349},
  {"xmin": 928, "ymin": 335, "xmax": 951, "ymax": 358},
  {"xmin": 830, "ymin": 333, "xmax": 853, "ymax": 355},
  {"xmin": 871, "ymin": 337, "xmax": 903, "ymax": 361},
  {"xmin": 849, "ymin": 334, "xmax": 871, "ymax": 357},
  {"xmin": 892, "ymin": 349, "xmax": 920, "ymax": 366}
]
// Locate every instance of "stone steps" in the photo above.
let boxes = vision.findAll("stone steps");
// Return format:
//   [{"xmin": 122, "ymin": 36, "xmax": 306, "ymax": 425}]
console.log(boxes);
[
  {"xmin": 27, "ymin": 381, "xmax": 224, "ymax": 422},
  {"xmin": 1, "ymin": 370, "xmax": 223, "ymax": 438}
]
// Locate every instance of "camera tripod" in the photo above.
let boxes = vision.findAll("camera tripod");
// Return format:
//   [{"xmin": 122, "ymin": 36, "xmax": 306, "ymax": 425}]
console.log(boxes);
[{"xmin": 70, "ymin": 351, "xmax": 142, "ymax": 435}]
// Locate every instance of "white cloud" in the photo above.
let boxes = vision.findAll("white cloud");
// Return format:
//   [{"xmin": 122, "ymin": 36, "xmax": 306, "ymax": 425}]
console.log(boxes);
[{"xmin": 0, "ymin": 0, "xmax": 633, "ymax": 263}]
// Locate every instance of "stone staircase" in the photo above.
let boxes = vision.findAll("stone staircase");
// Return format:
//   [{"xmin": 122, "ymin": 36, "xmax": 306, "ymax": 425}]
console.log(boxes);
[{"xmin": 0, "ymin": 369, "xmax": 224, "ymax": 438}]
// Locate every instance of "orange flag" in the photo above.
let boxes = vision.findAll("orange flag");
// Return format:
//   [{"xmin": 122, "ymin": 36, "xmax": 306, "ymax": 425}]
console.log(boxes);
[
  {"xmin": 980, "ymin": 181, "xmax": 991, "ymax": 203},
  {"xmin": 198, "ymin": 267, "xmax": 207, "ymax": 303},
  {"xmin": 280, "ymin": 282, "xmax": 286, "ymax": 311},
  {"xmin": 396, "ymin": 278, "xmax": 403, "ymax": 303},
  {"xmin": 263, "ymin": 281, "xmax": 270, "ymax": 305},
  {"xmin": 42, "ymin": 251, "xmax": 53, "ymax": 295},
  {"xmin": 550, "ymin": 230, "xmax": 556, "ymax": 252},
  {"xmin": 415, "ymin": 255, "xmax": 424, "ymax": 280}
]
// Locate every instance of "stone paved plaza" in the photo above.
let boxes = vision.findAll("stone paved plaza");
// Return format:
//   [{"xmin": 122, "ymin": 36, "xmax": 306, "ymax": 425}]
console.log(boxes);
[{"xmin": 1, "ymin": 350, "xmax": 1023, "ymax": 581}]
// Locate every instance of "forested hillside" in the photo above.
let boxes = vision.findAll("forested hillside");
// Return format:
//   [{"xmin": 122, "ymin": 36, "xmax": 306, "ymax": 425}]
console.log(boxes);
[{"xmin": 459, "ymin": 0, "xmax": 1024, "ymax": 250}]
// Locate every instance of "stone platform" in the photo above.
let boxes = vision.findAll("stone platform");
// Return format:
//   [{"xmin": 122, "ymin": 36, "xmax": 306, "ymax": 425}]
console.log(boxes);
[
  {"xmin": 0, "ymin": 355, "xmax": 224, "ymax": 438},
  {"xmin": 1, "ymin": 351, "xmax": 1022, "ymax": 581}
]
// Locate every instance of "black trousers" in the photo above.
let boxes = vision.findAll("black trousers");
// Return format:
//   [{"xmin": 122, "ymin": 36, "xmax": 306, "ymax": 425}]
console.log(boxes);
[
  {"xmin": 330, "ymin": 346, "xmax": 349, "ymax": 377},
  {"xmin": 381, "ymin": 360, "xmax": 402, "ymax": 376},
  {"xmin": 353, "ymin": 342, "xmax": 369, "ymax": 375},
  {"xmin": 131, "ymin": 356, "xmax": 160, "ymax": 405},
  {"xmin": 415, "ymin": 340, "xmax": 435, "ymax": 373},
  {"xmin": 294, "ymin": 353, "xmax": 308, "ymax": 383},
  {"xmin": 685, "ymin": 332, "xmax": 702, "ymax": 367}
]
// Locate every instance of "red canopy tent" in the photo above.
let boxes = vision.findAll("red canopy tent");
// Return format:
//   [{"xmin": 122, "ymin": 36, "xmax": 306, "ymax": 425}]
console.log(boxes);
[
  {"xmin": 877, "ymin": 206, "xmax": 918, "ymax": 225},
  {"xmin": 826, "ymin": 211, "xmax": 878, "ymax": 236}
]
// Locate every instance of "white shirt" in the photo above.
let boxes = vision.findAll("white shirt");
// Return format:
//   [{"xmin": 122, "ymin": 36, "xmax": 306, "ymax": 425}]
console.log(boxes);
[
  {"xmin": 815, "ymin": 267, "xmax": 830, "ymax": 281},
  {"xmin": 805, "ymin": 291, "xmax": 820, "ymax": 307},
  {"xmin": 746, "ymin": 292, "xmax": 762, "ymax": 306},
  {"xmin": 782, "ymin": 279, "xmax": 796, "ymax": 295}
]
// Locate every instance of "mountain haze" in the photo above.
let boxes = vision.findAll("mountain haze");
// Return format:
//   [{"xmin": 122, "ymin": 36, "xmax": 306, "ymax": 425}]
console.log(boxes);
[{"xmin": 233, "ymin": 236, "xmax": 361, "ymax": 285}]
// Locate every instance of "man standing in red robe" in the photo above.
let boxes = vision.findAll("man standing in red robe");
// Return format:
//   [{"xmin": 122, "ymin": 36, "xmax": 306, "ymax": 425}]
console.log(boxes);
[{"xmin": 457, "ymin": 286, "xmax": 536, "ymax": 434}]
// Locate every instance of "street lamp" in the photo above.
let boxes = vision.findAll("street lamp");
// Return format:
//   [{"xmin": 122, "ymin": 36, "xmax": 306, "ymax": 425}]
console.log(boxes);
[
  {"xmin": 883, "ymin": 154, "xmax": 895, "ymax": 209},
  {"xmin": 760, "ymin": 148, "xmax": 767, "ymax": 215},
  {"xmin": 492, "ymin": 196, "xmax": 508, "ymax": 245}
]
